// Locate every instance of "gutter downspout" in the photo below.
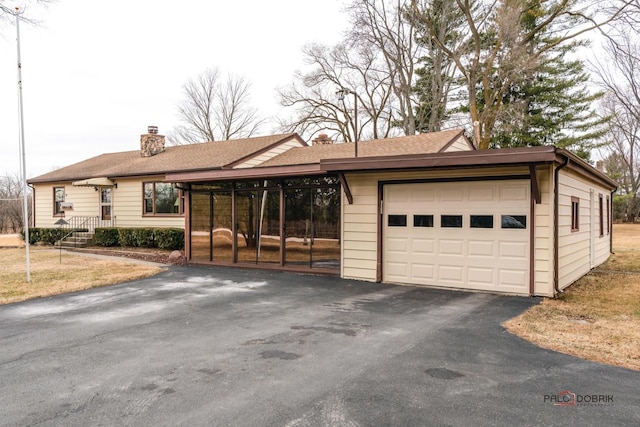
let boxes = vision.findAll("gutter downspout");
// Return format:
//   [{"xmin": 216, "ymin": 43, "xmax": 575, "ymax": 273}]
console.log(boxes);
[
  {"xmin": 610, "ymin": 189, "xmax": 616, "ymax": 255},
  {"xmin": 553, "ymin": 156, "xmax": 570, "ymax": 296}
]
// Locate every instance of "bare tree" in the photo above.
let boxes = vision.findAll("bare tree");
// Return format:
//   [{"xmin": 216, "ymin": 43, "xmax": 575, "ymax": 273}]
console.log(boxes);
[
  {"xmin": 347, "ymin": 0, "xmax": 423, "ymax": 135},
  {"xmin": 0, "ymin": 173, "xmax": 31, "ymax": 233},
  {"xmin": 593, "ymin": 30, "xmax": 640, "ymax": 221},
  {"xmin": 410, "ymin": 0, "xmax": 634, "ymax": 149},
  {"xmin": 278, "ymin": 42, "xmax": 395, "ymax": 142},
  {"xmin": 168, "ymin": 68, "xmax": 265, "ymax": 145}
]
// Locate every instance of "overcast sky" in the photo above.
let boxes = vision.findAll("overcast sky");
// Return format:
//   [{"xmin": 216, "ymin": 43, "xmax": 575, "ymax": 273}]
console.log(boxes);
[{"xmin": 0, "ymin": 0, "xmax": 349, "ymax": 177}]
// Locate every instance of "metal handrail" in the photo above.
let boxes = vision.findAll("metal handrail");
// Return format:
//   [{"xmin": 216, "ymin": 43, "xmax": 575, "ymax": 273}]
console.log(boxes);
[{"xmin": 56, "ymin": 216, "xmax": 95, "ymax": 263}]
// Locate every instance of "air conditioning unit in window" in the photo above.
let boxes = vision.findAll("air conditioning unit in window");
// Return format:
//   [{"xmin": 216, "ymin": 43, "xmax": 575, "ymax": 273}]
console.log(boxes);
[{"xmin": 60, "ymin": 202, "xmax": 74, "ymax": 210}]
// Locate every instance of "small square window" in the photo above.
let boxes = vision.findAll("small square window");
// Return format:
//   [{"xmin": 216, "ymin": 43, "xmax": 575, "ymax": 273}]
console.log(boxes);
[
  {"xmin": 470, "ymin": 215, "xmax": 493, "ymax": 228},
  {"xmin": 501, "ymin": 215, "xmax": 527, "ymax": 229},
  {"xmin": 441, "ymin": 215, "xmax": 462, "ymax": 228},
  {"xmin": 414, "ymin": 215, "xmax": 434, "ymax": 227},
  {"xmin": 388, "ymin": 214, "xmax": 407, "ymax": 227}
]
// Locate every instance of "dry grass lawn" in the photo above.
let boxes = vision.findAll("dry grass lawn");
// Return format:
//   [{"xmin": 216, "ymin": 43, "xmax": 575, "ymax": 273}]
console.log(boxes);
[
  {"xmin": 0, "ymin": 247, "xmax": 164, "ymax": 305},
  {"xmin": 504, "ymin": 224, "xmax": 640, "ymax": 371}
]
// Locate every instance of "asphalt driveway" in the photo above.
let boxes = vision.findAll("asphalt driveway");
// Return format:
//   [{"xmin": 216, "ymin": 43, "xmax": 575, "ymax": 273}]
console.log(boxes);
[{"xmin": 1, "ymin": 266, "xmax": 638, "ymax": 426}]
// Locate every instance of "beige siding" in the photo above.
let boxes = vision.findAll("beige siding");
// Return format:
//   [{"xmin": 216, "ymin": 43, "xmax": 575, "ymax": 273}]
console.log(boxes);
[
  {"xmin": 342, "ymin": 174, "xmax": 378, "ymax": 281},
  {"xmin": 341, "ymin": 166, "xmax": 531, "ymax": 283},
  {"xmin": 557, "ymin": 168, "xmax": 611, "ymax": 290},
  {"xmin": 443, "ymin": 136, "xmax": 473, "ymax": 152},
  {"xmin": 233, "ymin": 140, "xmax": 305, "ymax": 169},
  {"xmin": 33, "ymin": 183, "xmax": 100, "ymax": 228},
  {"xmin": 113, "ymin": 177, "xmax": 184, "ymax": 228},
  {"xmin": 32, "ymin": 177, "xmax": 184, "ymax": 230},
  {"xmin": 533, "ymin": 165, "xmax": 554, "ymax": 296}
]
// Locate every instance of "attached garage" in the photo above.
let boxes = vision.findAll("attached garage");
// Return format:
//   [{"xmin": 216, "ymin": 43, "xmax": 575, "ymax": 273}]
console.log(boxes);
[{"xmin": 382, "ymin": 180, "xmax": 530, "ymax": 295}]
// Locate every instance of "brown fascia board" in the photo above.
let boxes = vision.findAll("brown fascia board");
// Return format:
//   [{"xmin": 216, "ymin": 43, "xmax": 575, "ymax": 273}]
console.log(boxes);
[
  {"xmin": 320, "ymin": 145, "xmax": 559, "ymax": 172},
  {"xmin": 165, "ymin": 163, "xmax": 326, "ymax": 182},
  {"xmin": 320, "ymin": 145, "xmax": 618, "ymax": 190},
  {"xmin": 557, "ymin": 148, "xmax": 618, "ymax": 190},
  {"xmin": 223, "ymin": 133, "xmax": 308, "ymax": 169}
]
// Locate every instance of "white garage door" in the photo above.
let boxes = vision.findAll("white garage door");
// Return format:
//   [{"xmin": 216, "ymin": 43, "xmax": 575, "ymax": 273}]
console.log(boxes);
[{"xmin": 383, "ymin": 180, "xmax": 530, "ymax": 295}]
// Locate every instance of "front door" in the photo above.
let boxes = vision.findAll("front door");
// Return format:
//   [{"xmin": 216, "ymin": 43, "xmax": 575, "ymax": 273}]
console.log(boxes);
[{"xmin": 100, "ymin": 188, "xmax": 112, "ymax": 224}]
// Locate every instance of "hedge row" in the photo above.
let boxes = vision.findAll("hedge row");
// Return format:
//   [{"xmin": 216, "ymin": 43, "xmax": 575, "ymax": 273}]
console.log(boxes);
[
  {"xmin": 94, "ymin": 227, "xmax": 184, "ymax": 250},
  {"xmin": 20, "ymin": 228, "xmax": 87, "ymax": 245}
]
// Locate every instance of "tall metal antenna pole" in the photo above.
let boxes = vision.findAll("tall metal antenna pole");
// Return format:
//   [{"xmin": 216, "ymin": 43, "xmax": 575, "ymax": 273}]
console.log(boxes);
[{"xmin": 16, "ymin": 7, "xmax": 31, "ymax": 282}]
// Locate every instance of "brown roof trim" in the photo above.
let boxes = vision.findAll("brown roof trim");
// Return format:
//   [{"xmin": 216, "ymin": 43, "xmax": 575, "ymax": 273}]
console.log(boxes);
[
  {"xmin": 224, "ymin": 134, "xmax": 307, "ymax": 169},
  {"xmin": 320, "ymin": 145, "xmax": 559, "ymax": 171},
  {"xmin": 557, "ymin": 148, "xmax": 618, "ymax": 189},
  {"xmin": 166, "ymin": 163, "xmax": 326, "ymax": 182}
]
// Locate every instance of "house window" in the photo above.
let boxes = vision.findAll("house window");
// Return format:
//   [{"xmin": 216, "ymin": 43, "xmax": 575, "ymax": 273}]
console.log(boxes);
[
  {"xmin": 571, "ymin": 196, "xmax": 580, "ymax": 232},
  {"xmin": 599, "ymin": 194, "xmax": 604, "ymax": 237},
  {"xmin": 143, "ymin": 182, "xmax": 183, "ymax": 215},
  {"xmin": 53, "ymin": 187, "xmax": 65, "ymax": 216}
]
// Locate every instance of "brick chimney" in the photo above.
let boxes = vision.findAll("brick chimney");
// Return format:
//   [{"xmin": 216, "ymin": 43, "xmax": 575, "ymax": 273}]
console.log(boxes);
[
  {"xmin": 140, "ymin": 126, "xmax": 165, "ymax": 157},
  {"xmin": 312, "ymin": 133, "xmax": 333, "ymax": 146},
  {"xmin": 596, "ymin": 160, "xmax": 604, "ymax": 172}
]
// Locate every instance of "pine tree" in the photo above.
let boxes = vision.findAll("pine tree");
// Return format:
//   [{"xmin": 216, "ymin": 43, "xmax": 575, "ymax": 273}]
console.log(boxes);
[{"xmin": 491, "ymin": 43, "xmax": 606, "ymax": 161}]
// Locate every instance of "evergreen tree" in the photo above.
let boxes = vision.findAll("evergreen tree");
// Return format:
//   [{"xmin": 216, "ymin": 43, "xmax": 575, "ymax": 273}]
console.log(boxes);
[{"xmin": 491, "ymin": 42, "xmax": 607, "ymax": 161}]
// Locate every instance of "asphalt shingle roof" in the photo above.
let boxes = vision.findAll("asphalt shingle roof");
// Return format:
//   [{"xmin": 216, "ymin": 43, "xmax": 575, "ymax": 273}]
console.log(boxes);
[
  {"xmin": 29, "ymin": 133, "xmax": 301, "ymax": 183},
  {"xmin": 28, "ymin": 129, "xmax": 467, "ymax": 183},
  {"xmin": 258, "ymin": 129, "xmax": 466, "ymax": 167}
]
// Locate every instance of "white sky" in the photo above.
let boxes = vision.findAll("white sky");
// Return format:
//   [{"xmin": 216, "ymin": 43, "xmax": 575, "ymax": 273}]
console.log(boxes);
[{"xmin": 0, "ymin": 0, "xmax": 349, "ymax": 177}]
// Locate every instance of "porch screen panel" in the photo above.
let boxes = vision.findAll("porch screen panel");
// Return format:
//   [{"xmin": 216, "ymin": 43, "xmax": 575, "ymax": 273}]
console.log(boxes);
[
  {"xmin": 285, "ymin": 188, "xmax": 312, "ymax": 266},
  {"xmin": 190, "ymin": 192, "xmax": 212, "ymax": 261},
  {"xmin": 311, "ymin": 187, "xmax": 341, "ymax": 269},
  {"xmin": 236, "ymin": 191, "xmax": 260, "ymax": 263},
  {"xmin": 212, "ymin": 192, "xmax": 233, "ymax": 262},
  {"xmin": 257, "ymin": 189, "xmax": 280, "ymax": 264}
]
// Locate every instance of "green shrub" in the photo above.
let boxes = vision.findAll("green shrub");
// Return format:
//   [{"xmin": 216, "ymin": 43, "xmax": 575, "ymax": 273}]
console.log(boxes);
[
  {"xmin": 133, "ymin": 228, "xmax": 155, "ymax": 248},
  {"xmin": 155, "ymin": 228, "xmax": 184, "ymax": 250},
  {"xmin": 117, "ymin": 228, "xmax": 136, "ymax": 247},
  {"xmin": 21, "ymin": 228, "xmax": 69, "ymax": 245},
  {"xmin": 94, "ymin": 228, "xmax": 119, "ymax": 246}
]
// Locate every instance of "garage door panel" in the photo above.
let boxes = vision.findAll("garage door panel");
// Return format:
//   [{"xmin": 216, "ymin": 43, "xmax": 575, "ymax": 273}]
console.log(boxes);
[
  {"xmin": 468, "ymin": 240, "xmax": 494, "ymax": 256},
  {"xmin": 439, "ymin": 239, "xmax": 464, "ymax": 255},
  {"xmin": 440, "ymin": 188, "xmax": 464, "ymax": 202},
  {"xmin": 411, "ymin": 263, "xmax": 435, "ymax": 280},
  {"xmin": 413, "ymin": 189, "xmax": 436, "ymax": 203},
  {"xmin": 467, "ymin": 267, "xmax": 494, "ymax": 285},
  {"xmin": 386, "ymin": 237, "xmax": 409, "ymax": 253},
  {"xmin": 383, "ymin": 180, "xmax": 529, "ymax": 295},
  {"xmin": 411, "ymin": 238, "xmax": 435, "ymax": 254},
  {"xmin": 438, "ymin": 265, "xmax": 464, "ymax": 282},
  {"xmin": 499, "ymin": 241, "xmax": 527, "ymax": 258},
  {"xmin": 499, "ymin": 269, "xmax": 528, "ymax": 287},
  {"xmin": 469, "ymin": 187, "xmax": 494, "ymax": 201},
  {"xmin": 500, "ymin": 186, "xmax": 528, "ymax": 202},
  {"xmin": 385, "ymin": 262, "xmax": 409, "ymax": 278}
]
